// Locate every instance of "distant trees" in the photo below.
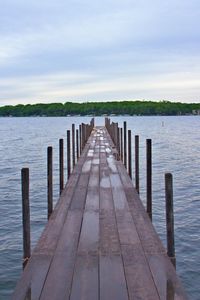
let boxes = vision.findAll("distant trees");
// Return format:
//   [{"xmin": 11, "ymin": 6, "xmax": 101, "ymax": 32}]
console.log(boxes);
[{"xmin": 0, "ymin": 100, "xmax": 199, "ymax": 117}]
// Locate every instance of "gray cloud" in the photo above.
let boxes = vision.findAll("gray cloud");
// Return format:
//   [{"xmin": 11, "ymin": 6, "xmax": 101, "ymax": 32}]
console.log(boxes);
[{"xmin": 0, "ymin": 0, "xmax": 200, "ymax": 105}]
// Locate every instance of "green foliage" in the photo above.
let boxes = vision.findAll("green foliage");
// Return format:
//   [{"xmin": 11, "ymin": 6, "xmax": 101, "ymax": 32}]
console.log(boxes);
[{"xmin": 0, "ymin": 100, "xmax": 199, "ymax": 116}]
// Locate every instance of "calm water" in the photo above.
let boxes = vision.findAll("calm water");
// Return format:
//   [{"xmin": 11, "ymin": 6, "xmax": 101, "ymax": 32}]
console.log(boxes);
[{"xmin": 0, "ymin": 116, "xmax": 199, "ymax": 299}]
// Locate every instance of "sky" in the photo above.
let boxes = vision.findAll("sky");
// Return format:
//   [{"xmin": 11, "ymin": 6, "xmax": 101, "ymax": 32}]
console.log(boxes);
[{"xmin": 0, "ymin": 0, "xmax": 200, "ymax": 106}]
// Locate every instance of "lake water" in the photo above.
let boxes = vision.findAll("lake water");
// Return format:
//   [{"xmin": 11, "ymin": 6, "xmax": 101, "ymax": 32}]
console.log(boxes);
[{"xmin": 0, "ymin": 116, "xmax": 199, "ymax": 299}]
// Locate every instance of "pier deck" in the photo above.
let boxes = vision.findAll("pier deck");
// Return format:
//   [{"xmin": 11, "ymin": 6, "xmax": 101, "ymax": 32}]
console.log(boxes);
[{"xmin": 12, "ymin": 126, "xmax": 187, "ymax": 300}]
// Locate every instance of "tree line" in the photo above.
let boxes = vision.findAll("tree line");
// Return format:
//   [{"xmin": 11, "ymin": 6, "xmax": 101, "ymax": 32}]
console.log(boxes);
[{"xmin": 0, "ymin": 101, "xmax": 199, "ymax": 116}]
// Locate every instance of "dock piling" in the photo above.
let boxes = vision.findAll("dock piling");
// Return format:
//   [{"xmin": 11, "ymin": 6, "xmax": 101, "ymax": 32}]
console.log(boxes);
[
  {"xmin": 128, "ymin": 129, "xmax": 132, "ymax": 178},
  {"xmin": 76, "ymin": 129, "xmax": 79, "ymax": 161},
  {"xmin": 67, "ymin": 130, "xmax": 71, "ymax": 179},
  {"xmin": 47, "ymin": 146, "xmax": 53, "ymax": 219},
  {"xmin": 165, "ymin": 173, "xmax": 176, "ymax": 268},
  {"xmin": 123, "ymin": 121, "xmax": 127, "ymax": 168},
  {"xmin": 135, "ymin": 135, "xmax": 139, "ymax": 194},
  {"xmin": 72, "ymin": 124, "xmax": 75, "ymax": 168},
  {"xmin": 146, "ymin": 139, "xmax": 152, "ymax": 221},
  {"xmin": 21, "ymin": 168, "xmax": 31, "ymax": 269},
  {"xmin": 120, "ymin": 127, "xmax": 123, "ymax": 161},
  {"xmin": 59, "ymin": 139, "xmax": 64, "ymax": 194}
]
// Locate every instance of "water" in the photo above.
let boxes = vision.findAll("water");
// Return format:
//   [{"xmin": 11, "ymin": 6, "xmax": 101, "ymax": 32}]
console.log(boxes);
[{"xmin": 0, "ymin": 116, "xmax": 199, "ymax": 299}]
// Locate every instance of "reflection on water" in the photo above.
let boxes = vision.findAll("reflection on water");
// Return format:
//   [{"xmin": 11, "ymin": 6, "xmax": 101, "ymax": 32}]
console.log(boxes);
[{"xmin": 0, "ymin": 116, "xmax": 199, "ymax": 299}]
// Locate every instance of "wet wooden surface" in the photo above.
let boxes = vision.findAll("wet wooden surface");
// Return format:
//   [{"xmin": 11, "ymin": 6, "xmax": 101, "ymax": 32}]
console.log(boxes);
[{"xmin": 12, "ymin": 127, "xmax": 187, "ymax": 300}]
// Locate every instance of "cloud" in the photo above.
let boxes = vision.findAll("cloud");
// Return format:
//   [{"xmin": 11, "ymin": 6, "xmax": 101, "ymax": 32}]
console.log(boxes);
[{"xmin": 0, "ymin": 0, "xmax": 200, "ymax": 104}]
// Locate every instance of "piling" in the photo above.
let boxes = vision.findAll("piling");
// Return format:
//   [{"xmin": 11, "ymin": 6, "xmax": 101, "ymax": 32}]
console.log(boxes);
[
  {"xmin": 135, "ymin": 135, "xmax": 139, "ymax": 193},
  {"xmin": 21, "ymin": 168, "xmax": 31, "ymax": 269},
  {"xmin": 165, "ymin": 173, "xmax": 176, "ymax": 268},
  {"xmin": 79, "ymin": 124, "xmax": 82, "ymax": 155},
  {"xmin": 146, "ymin": 139, "xmax": 152, "ymax": 221},
  {"xmin": 47, "ymin": 146, "xmax": 53, "ymax": 219},
  {"xmin": 59, "ymin": 139, "xmax": 64, "ymax": 194},
  {"xmin": 123, "ymin": 121, "xmax": 127, "ymax": 168},
  {"xmin": 128, "ymin": 130, "xmax": 132, "ymax": 178},
  {"xmin": 76, "ymin": 129, "xmax": 79, "ymax": 161},
  {"xmin": 67, "ymin": 130, "xmax": 71, "ymax": 179},
  {"xmin": 72, "ymin": 124, "xmax": 75, "ymax": 168},
  {"xmin": 120, "ymin": 128, "xmax": 123, "ymax": 161}
]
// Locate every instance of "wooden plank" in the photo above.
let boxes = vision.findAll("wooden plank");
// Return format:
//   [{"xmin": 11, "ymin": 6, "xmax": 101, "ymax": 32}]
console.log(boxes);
[
  {"xmin": 40, "ymin": 210, "xmax": 83, "ymax": 300},
  {"xmin": 109, "ymin": 162, "xmax": 160, "ymax": 299},
  {"xmin": 40, "ymin": 139, "xmax": 95, "ymax": 299},
  {"xmin": 116, "ymin": 159, "xmax": 187, "ymax": 298},
  {"xmin": 99, "ymin": 147, "xmax": 129, "ymax": 300},
  {"xmin": 70, "ymin": 137, "xmax": 99, "ymax": 300},
  {"xmin": 100, "ymin": 255, "xmax": 128, "ymax": 300},
  {"xmin": 12, "ymin": 139, "xmax": 92, "ymax": 299},
  {"xmin": 146, "ymin": 253, "xmax": 188, "ymax": 299},
  {"xmin": 70, "ymin": 255, "xmax": 99, "ymax": 300},
  {"xmin": 11, "ymin": 254, "xmax": 51, "ymax": 300}
]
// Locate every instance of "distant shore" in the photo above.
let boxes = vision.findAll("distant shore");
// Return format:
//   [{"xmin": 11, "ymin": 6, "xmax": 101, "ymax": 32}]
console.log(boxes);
[{"xmin": 0, "ymin": 100, "xmax": 200, "ymax": 117}]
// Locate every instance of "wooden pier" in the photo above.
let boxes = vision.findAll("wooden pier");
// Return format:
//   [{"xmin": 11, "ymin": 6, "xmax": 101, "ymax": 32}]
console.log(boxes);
[{"xmin": 12, "ymin": 124, "xmax": 187, "ymax": 300}]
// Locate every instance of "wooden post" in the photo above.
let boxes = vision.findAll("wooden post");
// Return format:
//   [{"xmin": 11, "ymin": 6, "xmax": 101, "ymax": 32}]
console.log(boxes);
[
  {"xmin": 47, "ymin": 146, "xmax": 53, "ymax": 219},
  {"xmin": 76, "ymin": 129, "xmax": 79, "ymax": 161},
  {"xmin": 165, "ymin": 173, "xmax": 176, "ymax": 268},
  {"xmin": 146, "ymin": 139, "xmax": 152, "ymax": 221},
  {"xmin": 81, "ymin": 123, "xmax": 85, "ymax": 150},
  {"xmin": 79, "ymin": 124, "xmax": 82, "ymax": 154},
  {"xmin": 117, "ymin": 127, "xmax": 120, "ymax": 157},
  {"xmin": 123, "ymin": 121, "xmax": 127, "ymax": 168},
  {"xmin": 128, "ymin": 130, "xmax": 132, "ymax": 178},
  {"xmin": 59, "ymin": 139, "xmax": 64, "ymax": 195},
  {"xmin": 120, "ymin": 128, "xmax": 123, "ymax": 161},
  {"xmin": 67, "ymin": 130, "xmax": 71, "ymax": 179},
  {"xmin": 21, "ymin": 168, "xmax": 31, "ymax": 269},
  {"xmin": 135, "ymin": 135, "xmax": 139, "ymax": 193},
  {"xmin": 72, "ymin": 124, "xmax": 75, "ymax": 168}
]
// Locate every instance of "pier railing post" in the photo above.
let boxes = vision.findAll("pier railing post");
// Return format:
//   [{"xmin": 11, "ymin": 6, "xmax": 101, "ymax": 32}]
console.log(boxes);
[
  {"xmin": 47, "ymin": 146, "xmax": 53, "ymax": 219},
  {"xmin": 120, "ymin": 127, "xmax": 123, "ymax": 161},
  {"xmin": 146, "ymin": 139, "xmax": 152, "ymax": 221},
  {"xmin": 128, "ymin": 130, "xmax": 132, "ymax": 178},
  {"xmin": 165, "ymin": 173, "xmax": 176, "ymax": 268},
  {"xmin": 79, "ymin": 124, "xmax": 82, "ymax": 154},
  {"xmin": 72, "ymin": 124, "xmax": 75, "ymax": 168},
  {"xmin": 67, "ymin": 130, "xmax": 71, "ymax": 179},
  {"xmin": 21, "ymin": 168, "xmax": 31, "ymax": 269},
  {"xmin": 59, "ymin": 139, "xmax": 64, "ymax": 195},
  {"xmin": 76, "ymin": 129, "xmax": 79, "ymax": 161},
  {"xmin": 123, "ymin": 121, "xmax": 127, "ymax": 168},
  {"xmin": 135, "ymin": 135, "xmax": 139, "ymax": 193},
  {"xmin": 117, "ymin": 126, "xmax": 120, "ymax": 157}
]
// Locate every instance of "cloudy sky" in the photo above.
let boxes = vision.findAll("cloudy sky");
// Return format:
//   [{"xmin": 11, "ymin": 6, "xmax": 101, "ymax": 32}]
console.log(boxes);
[{"xmin": 0, "ymin": 0, "xmax": 200, "ymax": 105}]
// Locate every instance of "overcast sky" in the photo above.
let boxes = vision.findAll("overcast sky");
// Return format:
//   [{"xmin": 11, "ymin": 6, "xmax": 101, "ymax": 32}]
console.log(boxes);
[{"xmin": 0, "ymin": 0, "xmax": 200, "ymax": 105}]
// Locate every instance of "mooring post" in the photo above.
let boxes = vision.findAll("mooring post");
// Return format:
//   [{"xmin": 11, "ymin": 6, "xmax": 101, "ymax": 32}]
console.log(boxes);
[
  {"xmin": 120, "ymin": 127, "xmax": 123, "ymax": 161},
  {"xmin": 76, "ymin": 129, "xmax": 79, "ymax": 161},
  {"xmin": 135, "ymin": 135, "xmax": 140, "ymax": 193},
  {"xmin": 21, "ymin": 168, "xmax": 31, "ymax": 269},
  {"xmin": 165, "ymin": 173, "xmax": 176, "ymax": 268},
  {"xmin": 117, "ymin": 126, "xmax": 120, "ymax": 157},
  {"xmin": 67, "ymin": 130, "xmax": 71, "ymax": 179},
  {"xmin": 47, "ymin": 146, "xmax": 53, "ymax": 219},
  {"xmin": 79, "ymin": 124, "xmax": 82, "ymax": 154},
  {"xmin": 123, "ymin": 121, "xmax": 127, "ymax": 168},
  {"xmin": 59, "ymin": 139, "xmax": 64, "ymax": 194},
  {"xmin": 72, "ymin": 124, "xmax": 75, "ymax": 168},
  {"xmin": 81, "ymin": 123, "xmax": 85, "ymax": 150},
  {"xmin": 146, "ymin": 139, "xmax": 152, "ymax": 221},
  {"xmin": 128, "ymin": 130, "xmax": 132, "ymax": 178}
]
